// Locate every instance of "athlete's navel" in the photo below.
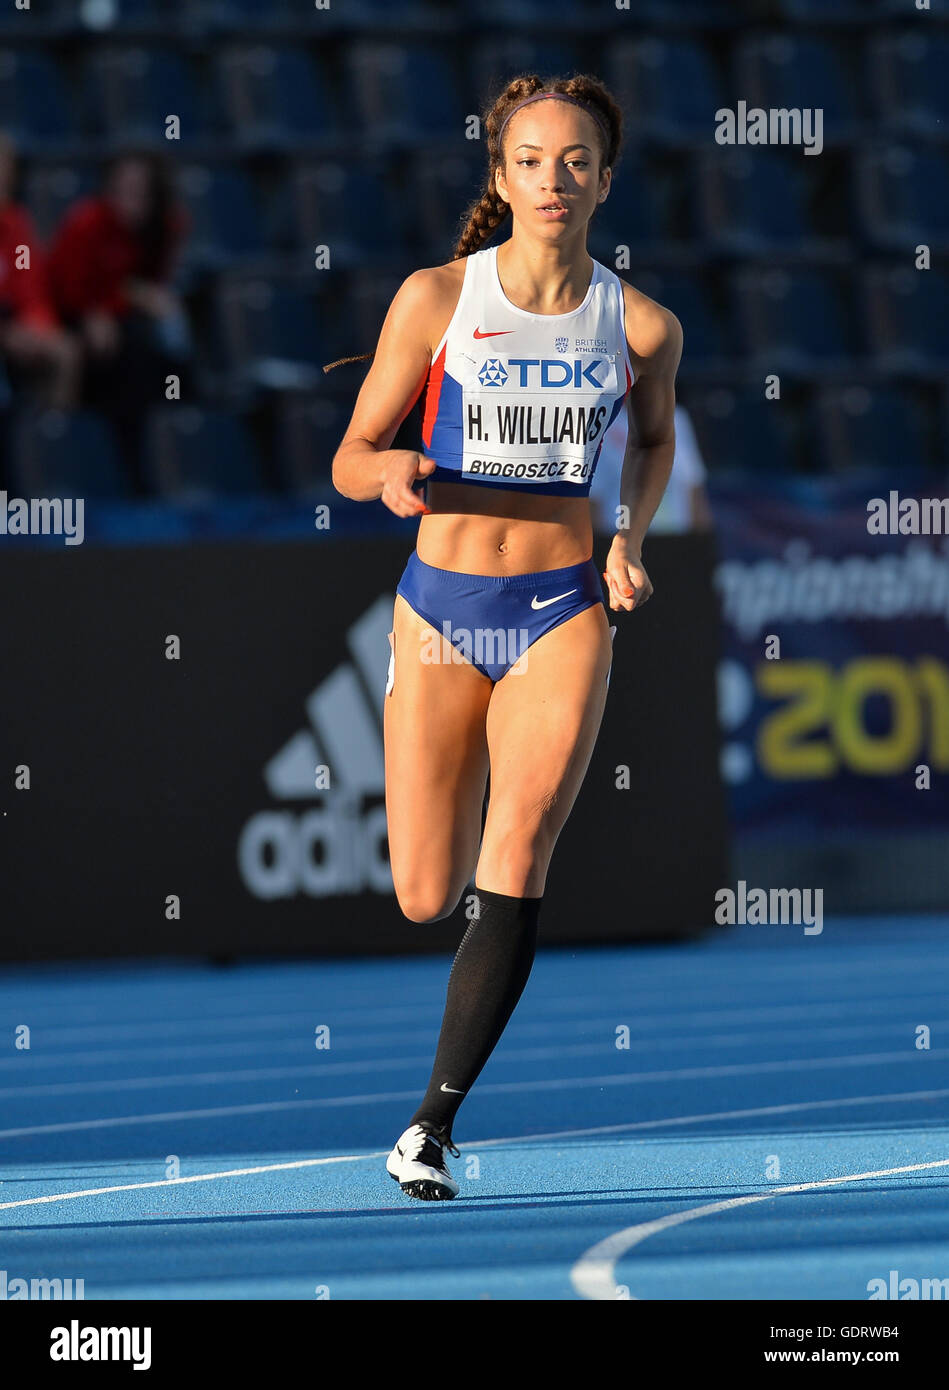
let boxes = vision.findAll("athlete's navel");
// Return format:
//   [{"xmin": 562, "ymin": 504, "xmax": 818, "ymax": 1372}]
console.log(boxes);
[{"xmin": 497, "ymin": 540, "xmax": 509, "ymax": 555}]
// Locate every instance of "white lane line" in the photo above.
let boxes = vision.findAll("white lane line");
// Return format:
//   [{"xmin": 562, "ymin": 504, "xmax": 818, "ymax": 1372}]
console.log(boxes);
[
  {"xmin": 3, "ymin": 1087, "xmax": 948, "ymax": 1215},
  {"xmin": 0, "ymin": 1153, "xmax": 387, "ymax": 1211},
  {"xmin": 466, "ymin": 1086, "xmax": 949, "ymax": 1147},
  {"xmin": 3, "ymin": 1048, "xmax": 948, "ymax": 1138},
  {"xmin": 3, "ymin": 957, "xmax": 945, "ymax": 1038},
  {"xmin": 2, "ymin": 999, "xmax": 946, "ymax": 1075},
  {"xmin": 0, "ymin": 1056, "xmax": 436, "ymax": 1099},
  {"xmin": 570, "ymin": 1155, "xmax": 949, "ymax": 1301},
  {"xmin": 9, "ymin": 1027, "xmax": 949, "ymax": 1100}
]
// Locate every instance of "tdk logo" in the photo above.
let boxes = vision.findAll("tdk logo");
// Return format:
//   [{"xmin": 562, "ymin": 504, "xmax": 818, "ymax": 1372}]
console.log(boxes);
[
  {"xmin": 480, "ymin": 358, "xmax": 605, "ymax": 388},
  {"xmin": 478, "ymin": 359, "xmax": 508, "ymax": 386}
]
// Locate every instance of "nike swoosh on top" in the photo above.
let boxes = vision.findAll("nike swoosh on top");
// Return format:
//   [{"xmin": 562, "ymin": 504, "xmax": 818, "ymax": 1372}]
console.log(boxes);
[
  {"xmin": 473, "ymin": 327, "xmax": 515, "ymax": 339},
  {"xmin": 531, "ymin": 589, "xmax": 577, "ymax": 610},
  {"xmin": 439, "ymin": 1083, "xmax": 465, "ymax": 1094}
]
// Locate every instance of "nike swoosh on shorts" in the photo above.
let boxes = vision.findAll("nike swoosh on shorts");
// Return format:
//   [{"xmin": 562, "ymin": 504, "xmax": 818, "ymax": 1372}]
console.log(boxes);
[{"xmin": 531, "ymin": 589, "xmax": 577, "ymax": 610}]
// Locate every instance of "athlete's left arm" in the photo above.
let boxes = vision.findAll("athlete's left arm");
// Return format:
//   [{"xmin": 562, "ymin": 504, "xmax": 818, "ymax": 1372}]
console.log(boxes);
[{"xmin": 602, "ymin": 286, "xmax": 683, "ymax": 613}]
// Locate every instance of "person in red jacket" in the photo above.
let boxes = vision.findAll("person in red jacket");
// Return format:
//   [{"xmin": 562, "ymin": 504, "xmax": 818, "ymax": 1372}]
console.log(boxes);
[
  {"xmin": 0, "ymin": 133, "xmax": 81, "ymax": 409},
  {"xmin": 47, "ymin": 150, "xmax": 192, "ymax": 489}
]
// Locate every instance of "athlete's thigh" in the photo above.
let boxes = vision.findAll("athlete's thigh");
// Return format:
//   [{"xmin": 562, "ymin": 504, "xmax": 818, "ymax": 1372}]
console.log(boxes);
[
  {"xmin": 482, "ymin": 602, "xmax": 614, "ymax": 854},
  {"xmin": 384, "ymin": 594, "xmax": 493, "ymax": 917}
]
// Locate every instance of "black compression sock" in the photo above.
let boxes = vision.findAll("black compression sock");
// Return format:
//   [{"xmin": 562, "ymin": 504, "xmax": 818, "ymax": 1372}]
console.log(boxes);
[{"xmin": 409, "ymin": 887, "xmax": 542, "ymax": 1139}]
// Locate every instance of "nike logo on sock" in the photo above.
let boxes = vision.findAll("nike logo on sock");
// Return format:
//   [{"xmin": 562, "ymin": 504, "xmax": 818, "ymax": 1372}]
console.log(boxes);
[
  {"xmin": 531, "ymin": 589, "xmax": 577, "ymax": 610},
  {"xmin": 439, "ymin": 1083, "xmax": 465, "ymax": 1094}
]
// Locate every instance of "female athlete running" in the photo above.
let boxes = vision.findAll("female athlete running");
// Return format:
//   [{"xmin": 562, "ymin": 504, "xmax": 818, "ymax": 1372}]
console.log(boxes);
[{"xmin": 331, "ymin": 74, "xmax": 682, "ymax": 1200}]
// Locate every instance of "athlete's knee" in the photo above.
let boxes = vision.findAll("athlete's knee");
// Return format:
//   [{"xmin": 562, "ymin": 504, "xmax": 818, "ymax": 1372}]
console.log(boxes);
[
  {"xmin": 396, "ymin": 882, "xmax": 462, "ymax": 924},
  {"xmin": 479, "ymin": 820, "xmax": 557, "ymax": 890}
]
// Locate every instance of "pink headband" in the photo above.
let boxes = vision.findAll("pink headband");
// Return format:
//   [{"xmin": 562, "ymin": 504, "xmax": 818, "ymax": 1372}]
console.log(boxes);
[{"xmin": 497, "ymin": 92, "xmax": 610, "ymax": 150}]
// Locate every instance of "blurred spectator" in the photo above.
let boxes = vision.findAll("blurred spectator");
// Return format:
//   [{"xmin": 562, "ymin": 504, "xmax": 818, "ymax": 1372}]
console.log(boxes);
[
  {"xmin": 0, "ymin": 132, "xmax": 81, "ymax": 410},
  {"xmin": 590, "ymin": 402, "xmax": 713, "ymax": 535},
  {"xmin": 47, "ymin": 150, "xmax": 192, "ymax": 491}
]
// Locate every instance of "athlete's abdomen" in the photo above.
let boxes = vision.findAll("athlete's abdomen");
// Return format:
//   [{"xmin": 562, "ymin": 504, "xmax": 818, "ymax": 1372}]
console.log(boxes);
[{"xmin": 418, "ymin": 481, "xmax": 594, "ymax": 576}]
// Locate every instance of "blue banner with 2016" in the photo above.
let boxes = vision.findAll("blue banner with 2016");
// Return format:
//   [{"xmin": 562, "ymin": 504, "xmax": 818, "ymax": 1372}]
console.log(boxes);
[{"xmin": 709, "ymin": 474, "xmax": 949, "ymax": 838}]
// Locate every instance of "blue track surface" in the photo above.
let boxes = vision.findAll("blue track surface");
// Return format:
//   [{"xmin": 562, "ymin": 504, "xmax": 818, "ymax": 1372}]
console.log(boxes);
[{"xmin": 2, "ymin": 917, "xmax": 948, "ymax": 1300}]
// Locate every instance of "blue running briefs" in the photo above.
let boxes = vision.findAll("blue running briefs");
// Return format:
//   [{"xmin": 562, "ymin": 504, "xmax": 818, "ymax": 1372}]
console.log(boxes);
[{"xmin": 395, "ymin": 550, "xmax": 608, "ymax": 683}]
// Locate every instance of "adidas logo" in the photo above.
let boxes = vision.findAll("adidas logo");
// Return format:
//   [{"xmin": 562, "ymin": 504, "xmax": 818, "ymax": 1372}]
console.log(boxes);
[{"xmin": 237, "ymin": 596, "xmax": 395, "ymax": 900}]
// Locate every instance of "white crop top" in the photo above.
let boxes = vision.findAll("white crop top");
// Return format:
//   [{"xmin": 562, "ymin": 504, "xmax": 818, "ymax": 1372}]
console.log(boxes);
[{"xmin": 419, "ymin": 243, "xmax": 634, "ymax": 498}]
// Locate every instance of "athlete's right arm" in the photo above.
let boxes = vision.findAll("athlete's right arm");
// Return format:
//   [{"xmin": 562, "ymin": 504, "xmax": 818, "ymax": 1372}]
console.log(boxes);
[{"xmin": 331, "ymin": 268, "xmax": 442, "ymax": 517}]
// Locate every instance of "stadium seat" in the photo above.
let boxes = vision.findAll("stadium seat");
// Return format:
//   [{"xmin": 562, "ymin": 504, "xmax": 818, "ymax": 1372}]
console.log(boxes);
[
  {"xmin": 773, "ymin": 0, "xmax": 874, "ymax": 21},
  {"xmin": 22, "ymin": 162, "xmax": 97, "ymax": 241},
  {"xmin": 632, "ymin": 269, "xmax": 732, "ymax": 370},
  {"xmin": 0, "ymin": 0, "xmax": 74, "ymax": 32},
  {"xmin": 854, "ymin": 146, "xmax": 949, "ymax": 253},
  {"xmin": 143, "ymin": 406, "xmax": 263, "ymax": 499},
  {"xmin": 0, "ymin": 51, "xmax": 72, "ymax": 151},
  {"xmin": 213, "ymin": 276, "xmax": 326, "ymax": 385},
  {"xmin": 177, "ymin": 164, "xmax": 265, "ymax": 269},
  {"xmin": 810, "ymin": 383, "xmax": 932, "ymax": 474},
  {"xmin": 732, "ymin": 34, "xmax": 862, "ymax": 145},
  {"xmin": 2, "ymin": 0, "xmax": 936, "ymax": 511},
  {"xmin": 734, "ymin": 267, "xmax": 859, "ymax": 375},
  {"xmin": 215, "ymin": 45, "xmax": 336, "ymax": 148},
  {"xmin": 683, "ymin": 384, "xmax": 799, "ymax": 473},
  {"xmin": 84, "ymin": 47, "xmax": 209, "ymax": 145},
  {"xmin": 470, "ymin": 0, "xmax": 611, "ymax": 28},
  {"xmin": 605, "ymin": 38, "xmax": 727, "ymax": 145},
  {"xmin": 588, "ymin": 159, "xmax": 668, "ymax": 257},
  {"xmin": 182, "ymin": 0, "xmax": 290, "ymax": 29},
  {"xmin": 874, "ymin": 0, "xmax": 938, "ymax": 15},
  {"xmin": 325, "ymin": 267, "xmax": 407, "ymax": 369},
  {"xmin": 623, "ymin": 0, "xmax": 734, "ymax": 22},
  {"xmin": 346, "ymin": 42, "xmax": 464, "ymax": 142},
  {"xmin": 867, "ymin": 32, "xmax": 949, "ymax": 136},
  {"xmin": 276, "ymin": 393, "xmax": 354, "ymax": 498},
  {"xmin": 411, "ymin": 149, "xmax": 490, "ymax": 257},
  {"xmin": 290, "ymin": 159, "xmax": 403, "ymax": 265},
  {"xmin": 10, "ymin": 409, "xmax": 129, "ymax": 499},
  {"xmin": 862, "ymin": 266, "xmax": 949, "ymax": 377},
  {"xmin": 93, "ymin": 0, "xmax": 184, "ymax": 29},
  {"xmin": 470, "ymin": 38, "xmax": 581, "ymax": 111},
  {"xmin": 242, "ymin": 0, "xmax": 434, "ymax": 31},
  {"xmin": 697, "ymin": 148, "xmax": 818, "ymax": 256}
]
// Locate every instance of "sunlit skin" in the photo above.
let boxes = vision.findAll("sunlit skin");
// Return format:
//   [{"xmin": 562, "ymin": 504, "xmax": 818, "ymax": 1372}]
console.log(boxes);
[{"xmin": 332, "ymin": 95, "xmax": 682, "ymax": 908}]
